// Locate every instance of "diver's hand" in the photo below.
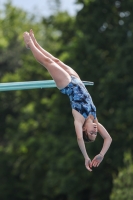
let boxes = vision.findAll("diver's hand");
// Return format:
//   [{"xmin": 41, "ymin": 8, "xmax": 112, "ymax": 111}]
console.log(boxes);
[
  {"xmin": 90, "ymin": 154, "xmax": 104, "ymax": 168},
  {"xmin": 85, "ymin": 158, "xmax": 92, "ymax": 172}
]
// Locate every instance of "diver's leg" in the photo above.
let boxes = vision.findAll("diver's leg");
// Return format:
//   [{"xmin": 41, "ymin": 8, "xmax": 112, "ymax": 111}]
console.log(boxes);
[
  {"xmin": 23, "ymin": 32, "xmax": 71, "ymax": 89},
  {"xmin": 29, "ymin": 29, "xmax": 80, "ymax": 79}
]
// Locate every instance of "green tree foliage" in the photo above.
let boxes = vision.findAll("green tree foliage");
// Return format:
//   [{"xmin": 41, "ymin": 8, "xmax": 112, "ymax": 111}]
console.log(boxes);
[
  {"xmin": 0, "ymin": 1, "xmax": 62, "ymax": 200},
  {"xmin": 0, "ymin": 1, "xmax": 86, "ymax": 200},
  {"xmin": 41, "ymin": 0, "xmax": 133, "ymax": 199},
  {"xmin": 67, "ymin": 0, "xmax": 133, "ymax": 200},
  {"xmin": 65, "ymin": 0, "xmax": 133, "ymax": 198},
  {"xmin": 110, "ymin": 152, "xmax": 133, "ymax": 200},
  {"xmin": 1, "ymin": 0, "xmax": 133, "ymax": 200}
]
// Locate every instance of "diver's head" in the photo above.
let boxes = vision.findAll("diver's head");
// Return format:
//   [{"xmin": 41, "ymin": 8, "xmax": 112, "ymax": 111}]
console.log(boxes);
[{"xmin": 83, "ymin": 121, "xmax": 97, "ymax": 142}]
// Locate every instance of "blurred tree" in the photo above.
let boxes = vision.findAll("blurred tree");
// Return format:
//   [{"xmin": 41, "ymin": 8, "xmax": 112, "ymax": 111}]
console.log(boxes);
[
  {"xmin": 1, "ymin": 0, "xmax": 133, "ymax": 200},
  {"xmin": 64, "ymin": 0, "xmax": 133, "ymax": 199},
  {"xmin": 0, "ymin": 1, "xmax": 60, "ymax": 200},
  {"xmin": 110, "ymin": 152, "xmax": 133, "ymax": 200},
  {"xmin": 0, "ymin": 1, "xmax": 83, "ymax": 200}
]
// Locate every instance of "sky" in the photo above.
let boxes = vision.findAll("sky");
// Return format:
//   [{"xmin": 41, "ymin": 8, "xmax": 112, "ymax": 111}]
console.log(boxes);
[{"xmin": 0, "ymin": 0, "xmax": 83, "ymax": 17}]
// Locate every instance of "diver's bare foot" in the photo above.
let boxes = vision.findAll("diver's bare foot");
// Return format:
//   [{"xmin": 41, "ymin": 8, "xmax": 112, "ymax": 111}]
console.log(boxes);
[
  {"xmin": 23, "ymin": 32, "xmax": 31, "ymax": 49},
  {"xmin": 29, "ymin": 29, "xmax": 37, "ymax": 46}
]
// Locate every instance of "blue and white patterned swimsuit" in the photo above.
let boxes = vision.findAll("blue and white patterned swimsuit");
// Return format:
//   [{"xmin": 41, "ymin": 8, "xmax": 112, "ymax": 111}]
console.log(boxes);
[{"xmin": 60, "ymin": 76, "xmax": 96, "ymax": 119}]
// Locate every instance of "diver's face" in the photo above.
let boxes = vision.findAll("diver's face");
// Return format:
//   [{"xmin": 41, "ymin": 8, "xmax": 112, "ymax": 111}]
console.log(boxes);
[{"xmin": 83, "ymin": 123, "xmax": 97, "ymax": 141}]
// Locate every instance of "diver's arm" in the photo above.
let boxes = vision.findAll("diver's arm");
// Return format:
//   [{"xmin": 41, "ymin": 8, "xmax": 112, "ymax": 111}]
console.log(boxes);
[
  {"xmin": 90, "ymin": 119, "xmax": 112, "ymax": 168},
  {"xmin": 98, "ymin": 122, "xmax": 112, "ymax": 156},
  {"xmin": 94, "ymin": 118, "xmax": 112, "ymax": 156},
  {"xmin": 74, "ymin": 120, "xmax": 92, "ymax": 171}
]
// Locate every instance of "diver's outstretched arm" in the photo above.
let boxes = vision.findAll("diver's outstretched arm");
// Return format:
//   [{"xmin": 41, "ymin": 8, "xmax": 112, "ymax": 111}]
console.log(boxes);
[
  {"xmin": 74, "ymin": 120, "xmax": 92, "ymax": 172},
  {"xmin": 90, "ymin": 120, "xmax": 112, "ymax": 168}
]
